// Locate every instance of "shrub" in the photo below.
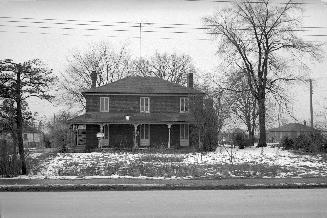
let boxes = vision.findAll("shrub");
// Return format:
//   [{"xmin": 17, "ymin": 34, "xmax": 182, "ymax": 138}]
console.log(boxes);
[
  {"xmin": 280, "ymin": 136, "xmax": 294, "ymax": 150},
  {"xmin": 231, "ymin": 130, "xmax": 249, "ymax": 149},
  {"xmin": 0, "ymin": 139, "xmax": 21, "ymax": 177},
  {"xmin": 280, "ymin": 132, "xmax": 327, "ymax": 153},
  {"xmin": 309, "ymin": 132, "xmax": 327, "ymax": 153},
  {"xmin": 293, "ymin": 134, "xmax": 311, "ymax": 151}
]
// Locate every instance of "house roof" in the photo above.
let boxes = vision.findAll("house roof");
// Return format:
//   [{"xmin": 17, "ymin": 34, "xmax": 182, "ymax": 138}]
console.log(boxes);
[
  {"xmin": 267, "ymin": 123, "xmax": 314, "ymax": 132},
  {"xmin": 69, "ymin": 112, "xmax": 196, "ymax": 124},
  {"xmin": 23, "ymin": 125, "xmax": 39, "ymax": 133},
  {"xmin": 83, "ymin": 76, "xmax": 204, "ymax": 95}
]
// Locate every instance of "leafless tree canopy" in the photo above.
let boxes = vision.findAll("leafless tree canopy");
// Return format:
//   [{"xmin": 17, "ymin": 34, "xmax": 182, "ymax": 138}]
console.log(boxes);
[
  {"xmin": 59, "ymin": 42, "xmax": 135, "ymax": 109},
  {"xmin": 224, "ymin": 71, "xmax": 258, "ymax": 146},
  {"xmin": 134, "ymin": 52, "xmax": 196, "ymax": 86},
  {"xmin": 203, "ymin": 0, "xmax": 322, "ymax": 146}
]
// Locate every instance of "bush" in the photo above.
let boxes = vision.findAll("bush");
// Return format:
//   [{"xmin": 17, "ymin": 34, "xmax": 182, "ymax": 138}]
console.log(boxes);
[
  {"xmin": 309, "ymin": 133, "xmax": 327, "ymax": 153},
  {"xmin": 0, "ymin": 139, "xmax": 21, "ymax": 177},
  {"xmin": 293, "ymin": 134, "xmax": 311, "ymax": 151},
  {"xmin": 280, "ymin": 133, "xmax": 327, "ymax": 153},
  {"xmin": 231, "ymin": 130, "xmax": 249, "ymax": 149},
  {"xmin": 280, "ymin": 136, "xmax": 294, "ymax": 150}
]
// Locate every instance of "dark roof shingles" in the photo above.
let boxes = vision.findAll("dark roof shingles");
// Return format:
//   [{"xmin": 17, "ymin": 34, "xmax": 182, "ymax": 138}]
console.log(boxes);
[{"xmin": 83, "ymin": 76, "xmax": 203, "ymax": 94}]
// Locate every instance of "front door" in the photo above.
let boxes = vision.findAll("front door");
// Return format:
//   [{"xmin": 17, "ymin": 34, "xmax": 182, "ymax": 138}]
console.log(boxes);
[
  {"xmin": 180, "ymin": 124, "xmax": 189, "ymax": 147},
  {"xmin": 140, "ymin": 124, "xmax": 150, "ymax": 147}
]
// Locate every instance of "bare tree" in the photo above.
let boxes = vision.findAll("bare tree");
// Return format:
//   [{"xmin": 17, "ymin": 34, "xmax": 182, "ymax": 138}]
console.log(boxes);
[
  {"xmin": 135, "ymin": 52, "xmax": 196, "ymax": 85},
  {"xmin": 203, "ymin": 0, "xmax": 322, "ymax": 147},
  {"xmin": 225, "ymin": 71, "xmax": 258, "ymax": 146},
  {"xmin": 191, "ymin": 77, "xmax": 233, "ymax": 151},
  {"xmin": 60, "ymin": 41, "xmax": 135, "ymax": 109},
  {"xmin": 46, "ymin": 111, "xmax": 76, "ymax": 152}
]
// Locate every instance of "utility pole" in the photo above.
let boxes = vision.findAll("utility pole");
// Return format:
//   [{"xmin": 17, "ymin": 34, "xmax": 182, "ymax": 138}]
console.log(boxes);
[
  {"xmin": 278, "ymin": 103, "xmax": 281, "ymax": 127},
  {"xmin": 309, "ymin": 79, "xmax": 313, "ymax": 129},
  {"xmin": 139, "ymin": 22, "xmax": 142, "ymax": 60}
]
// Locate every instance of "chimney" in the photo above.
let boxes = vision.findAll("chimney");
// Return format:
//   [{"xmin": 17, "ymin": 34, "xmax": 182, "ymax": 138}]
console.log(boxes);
[
  {"xmin": 187, "ymin": 73, "xmax": 193, "ymax": 88},
  {"xmin": 303, "ymin": 120, "xmax": 306, "ymax": 126},
  {"xmin": 90, "ymin": 71, "xmax": 97, "ymax": 88}
]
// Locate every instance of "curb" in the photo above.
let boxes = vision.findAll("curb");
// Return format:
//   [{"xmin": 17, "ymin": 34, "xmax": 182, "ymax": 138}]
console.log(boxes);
[{"xmin": 1, "ymin": 183, "xmax": 327, "ymax": 192}]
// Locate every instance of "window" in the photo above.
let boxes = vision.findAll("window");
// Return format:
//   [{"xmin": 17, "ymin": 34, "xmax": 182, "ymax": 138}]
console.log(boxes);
[
  {"xmin": 100, "ymin": 97, "xmax": 109, "ymax": 112},
  {"xmin": 23, "ymin": 133, "xmax": 28, "ymax": 140},
  {"xmin": 180, "ymin": 97, "xmax": 189, "ymax": 112},
  {"xmin": 140, "ymin": 97, "xmax": 150, "ymax": 113},
  {"xmin": 180, "ymin": 124, "xmax": 189, "ymax": 140}
]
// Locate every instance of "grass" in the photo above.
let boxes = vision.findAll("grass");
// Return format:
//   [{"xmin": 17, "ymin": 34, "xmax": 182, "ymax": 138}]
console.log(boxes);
[
  {"xmin": 52, "ymin": 160, "xmax": 294, "ymax": 179},
  {"xmin": 24, "ymin": 148, "xmax": 327, "ymax": 179}
]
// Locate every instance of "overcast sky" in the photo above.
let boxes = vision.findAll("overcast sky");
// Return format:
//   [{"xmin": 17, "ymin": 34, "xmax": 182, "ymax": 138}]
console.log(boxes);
[{"xmin": 0, "ymin": 0, "xmax": 327, "ymax": 125}]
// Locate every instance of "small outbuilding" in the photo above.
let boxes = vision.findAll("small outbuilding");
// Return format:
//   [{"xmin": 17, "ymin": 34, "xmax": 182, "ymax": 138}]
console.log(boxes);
[{"xmin": 267, "ymin": 122, "xmax": 315, "ymax": 143}]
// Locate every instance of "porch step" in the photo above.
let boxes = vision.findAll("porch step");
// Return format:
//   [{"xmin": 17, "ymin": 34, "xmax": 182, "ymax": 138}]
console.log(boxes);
[{"xmin": 74, "ymin": 145, "xmax": 86, "ymax": 152}]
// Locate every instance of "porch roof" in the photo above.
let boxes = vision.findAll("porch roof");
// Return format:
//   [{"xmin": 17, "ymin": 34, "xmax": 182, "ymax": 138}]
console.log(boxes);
[{"xmin": 69, "ymin": 112, "xmax": 196, "ymax": 124}]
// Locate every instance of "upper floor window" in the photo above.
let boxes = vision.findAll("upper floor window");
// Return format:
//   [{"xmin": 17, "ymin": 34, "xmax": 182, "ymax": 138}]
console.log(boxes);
[
  {"xmin": 100, "ymin": 97, "xmax": 109, "ymax": 112},
  {"xmin": 140, "ymin": 97, "xmax": 150, "ymax": 113},
  {"xmin": 180, "ymin": 97, "xmax": 189, "ymax": 113}
]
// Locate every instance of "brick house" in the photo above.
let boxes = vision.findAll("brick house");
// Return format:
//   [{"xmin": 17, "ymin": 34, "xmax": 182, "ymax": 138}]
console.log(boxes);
[{"xmin": 70, "ymin": 73, "xmax": 204, "ymax": 152}]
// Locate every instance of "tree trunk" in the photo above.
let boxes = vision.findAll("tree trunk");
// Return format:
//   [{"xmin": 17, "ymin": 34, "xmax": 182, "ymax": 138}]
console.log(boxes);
[
  {"xmin": 16, "ymin": 65, "xmax": 27, "ymax": 175},
  {"xmin": 247, "ymin": 126, "xmax": 255, "ymax": 147},
  {"xmin": 11, "ymin": 131, "xmax": 17, "ymax": 157},
  {"xmin": 257, "ymin": 96, "xmax": 267, "ymax": 147}
]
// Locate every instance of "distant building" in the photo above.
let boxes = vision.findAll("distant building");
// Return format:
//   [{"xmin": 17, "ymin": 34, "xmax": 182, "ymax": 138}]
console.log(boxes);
[
  {"xmin": 0, "ymin": 125, "xmax": 45, "ymax": 149},
  {"xmin": 22, "ymin": 126, "xmax": 44, "ymax": 148},
  {"xmin": 267, "ymin": 122, "xmax": 315, "ymax": 143}
]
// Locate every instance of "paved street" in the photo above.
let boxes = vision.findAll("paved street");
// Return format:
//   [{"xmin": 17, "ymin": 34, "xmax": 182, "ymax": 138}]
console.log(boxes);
[{"xmin": 0, "ymin": 189, "xmax": 326, "ymax": 218}]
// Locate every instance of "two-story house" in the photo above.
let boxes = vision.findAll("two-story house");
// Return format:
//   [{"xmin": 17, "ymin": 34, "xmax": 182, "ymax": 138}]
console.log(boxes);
[{"xmin": 70, "ymin": 72, "xmax": 204, "ymax": 152}]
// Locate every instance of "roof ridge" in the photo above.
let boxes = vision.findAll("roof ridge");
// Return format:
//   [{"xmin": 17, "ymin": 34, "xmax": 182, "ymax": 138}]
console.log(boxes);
[{"xmin": 83, "ymin": 75, "xmax": 204, "ymax": 94}]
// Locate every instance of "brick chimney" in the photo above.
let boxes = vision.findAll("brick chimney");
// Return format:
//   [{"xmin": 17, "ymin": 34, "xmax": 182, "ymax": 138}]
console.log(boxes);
[
  {"xmin": 90, "ymin": 71, "xmax": 97, "ymax": 88},
  {"xmin": 187, "ymin": 73, "xmax": 193, "ymax": 88}
]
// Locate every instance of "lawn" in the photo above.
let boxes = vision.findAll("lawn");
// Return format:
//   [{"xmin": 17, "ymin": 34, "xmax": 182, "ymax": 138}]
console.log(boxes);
[{"xmin": 22, "ymin": 146, "xmax": 327, "ymax": 180}]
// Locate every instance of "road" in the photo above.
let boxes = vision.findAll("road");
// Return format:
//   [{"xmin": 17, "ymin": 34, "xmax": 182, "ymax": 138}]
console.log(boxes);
[{"xmin": 0, "ymin": 189, "xmax": 326, "ymax": 218}]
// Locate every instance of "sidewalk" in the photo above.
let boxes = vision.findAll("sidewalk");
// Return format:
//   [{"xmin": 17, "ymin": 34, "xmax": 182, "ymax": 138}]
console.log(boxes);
[{"xmin": 1, "ymin": 177, "xmax": 327, "ymax": 191}]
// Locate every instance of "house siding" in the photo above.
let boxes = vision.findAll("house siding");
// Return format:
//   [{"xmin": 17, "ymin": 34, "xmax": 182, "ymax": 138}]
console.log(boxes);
[{"xmin": 85, "ymin": 95, "xmax": 188, "ymax": 114}]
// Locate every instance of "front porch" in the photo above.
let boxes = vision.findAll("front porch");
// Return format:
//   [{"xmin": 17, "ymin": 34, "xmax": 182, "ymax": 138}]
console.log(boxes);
[{"xmin": 71, "ymin": 123, "xmax": 195, "ymax": 152}]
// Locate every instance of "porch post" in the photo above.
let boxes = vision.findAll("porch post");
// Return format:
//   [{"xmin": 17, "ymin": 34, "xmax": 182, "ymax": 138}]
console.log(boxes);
[
  {"xmin": 167, "ymin": 124, "xmax": 172, "ymax": 149},
  {"xmin": 133, "ymin": 124, "xmax": 139, "ymax": 149},
  {"xmin": 98, "ymin": 124, "xmax": 104, "ymax": 149},
  {"xmin": 75, "ymin": 124, "xmax": 79, "ymax": 148}
]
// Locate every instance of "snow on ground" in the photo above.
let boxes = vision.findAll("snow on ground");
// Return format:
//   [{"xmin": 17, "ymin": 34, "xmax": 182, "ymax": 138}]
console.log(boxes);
[{"xmin": 11, "ymin": 146, "xmax": 327, "ymax": 179}]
